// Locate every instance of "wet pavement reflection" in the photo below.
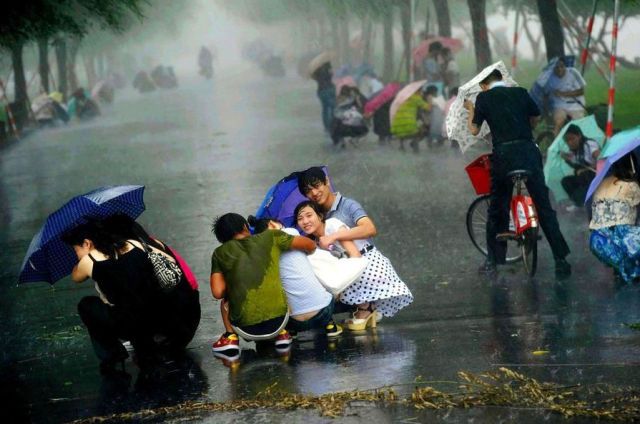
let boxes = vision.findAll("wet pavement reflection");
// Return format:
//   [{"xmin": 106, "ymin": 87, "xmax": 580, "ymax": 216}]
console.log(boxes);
[{"xmin": 1, "ymin": 69, "xmax": 639, "ymax": 422}]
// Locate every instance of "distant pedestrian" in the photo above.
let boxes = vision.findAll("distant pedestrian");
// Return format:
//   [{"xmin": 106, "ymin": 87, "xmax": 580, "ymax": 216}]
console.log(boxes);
[
  {"xmin": 311, "ymin": 61, "xmax": 336, "ymax": 135},
  {"xmin": 391, "ymin": 90, "xmax": 430, "ymax": 153}
]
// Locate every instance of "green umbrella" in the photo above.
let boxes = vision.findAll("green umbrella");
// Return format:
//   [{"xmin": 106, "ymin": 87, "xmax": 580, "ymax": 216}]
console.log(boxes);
[{"xmin": 543, "ymin": 115, "xmax": 605, "ymax": 202}]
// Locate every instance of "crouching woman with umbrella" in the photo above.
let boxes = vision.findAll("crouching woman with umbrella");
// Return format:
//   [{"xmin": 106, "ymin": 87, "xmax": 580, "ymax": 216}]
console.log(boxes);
[{"xmin": 62, "ymin": 215, "xmax": 200, "ymax": 375}]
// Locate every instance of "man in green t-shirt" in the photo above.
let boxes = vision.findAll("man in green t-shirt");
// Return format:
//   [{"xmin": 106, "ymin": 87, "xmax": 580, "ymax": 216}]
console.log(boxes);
[{"xmin": 210, "ymin": 213, "xmax": 316, "ymax": 358}]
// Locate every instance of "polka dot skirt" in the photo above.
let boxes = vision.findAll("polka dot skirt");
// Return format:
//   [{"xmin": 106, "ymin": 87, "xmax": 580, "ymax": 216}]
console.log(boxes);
[{"xmin": 339, "ymin": 248, "xmax": 413, "ymax": 317}]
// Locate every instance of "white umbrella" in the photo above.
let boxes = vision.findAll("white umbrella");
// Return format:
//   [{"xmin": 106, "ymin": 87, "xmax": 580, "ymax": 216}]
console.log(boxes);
[
  {"xmin": 307, "ymin": 51, "xmax": 333, "ymax": 78},
  {"xmin": 445, "ymin": 61, "xmax": 517, "ymax": 153}
]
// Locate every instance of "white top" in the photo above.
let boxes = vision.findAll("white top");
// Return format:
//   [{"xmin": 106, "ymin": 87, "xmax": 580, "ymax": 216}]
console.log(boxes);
[
  {"xmin": 325, "ymin": 218, "xmax": 369, "ymax": 252},
  {"xmin": 548, "ymin": 68, "xmax": 586, "ymax": 111},
  {"xmin": 279, "ymin": 227, "xmax": 332, "ymax": 315},
  {"xmin": 565, "ymin": 138, "xmax": 600, "ymax": 168}
]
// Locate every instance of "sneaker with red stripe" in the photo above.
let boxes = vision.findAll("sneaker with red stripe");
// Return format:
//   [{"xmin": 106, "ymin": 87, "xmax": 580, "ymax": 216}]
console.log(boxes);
[
  {"xmin": 212, "ymin": 333, "xmax": 239, "ymax": 353},
  {"xmin": 274, "ymin": 330, "xmax": 293, "ymax": 348}
]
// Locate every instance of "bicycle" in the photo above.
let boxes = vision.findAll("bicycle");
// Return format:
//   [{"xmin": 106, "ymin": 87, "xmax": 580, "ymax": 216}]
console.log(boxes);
[{"xmin": 465, "ymin": 154, "xmax": 540, "ymax": 276}]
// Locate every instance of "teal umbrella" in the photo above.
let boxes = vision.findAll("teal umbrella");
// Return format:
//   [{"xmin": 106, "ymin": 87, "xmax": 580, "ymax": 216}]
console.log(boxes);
[{"xmin": 543, "ymin": 115, "xmax": 605, "ymax": 202}]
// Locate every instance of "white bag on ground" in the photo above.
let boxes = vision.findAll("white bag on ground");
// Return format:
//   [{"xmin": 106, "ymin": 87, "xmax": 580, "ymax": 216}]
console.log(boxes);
[{"xmin": 307, "ymin": 249, "xmax": 368, "ymax": 296}]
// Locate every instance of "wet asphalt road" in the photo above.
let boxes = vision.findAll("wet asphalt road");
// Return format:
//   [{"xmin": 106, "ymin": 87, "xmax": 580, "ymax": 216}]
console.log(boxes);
[{"xmin": 1, "ymin": 68, "xmax": 639, "ymax": 423}]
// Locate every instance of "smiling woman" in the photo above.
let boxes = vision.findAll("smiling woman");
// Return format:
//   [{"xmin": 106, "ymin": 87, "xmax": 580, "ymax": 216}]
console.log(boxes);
[{"xmin": 294, "ymin": 200, "xmax": 413, "ymax": 331}]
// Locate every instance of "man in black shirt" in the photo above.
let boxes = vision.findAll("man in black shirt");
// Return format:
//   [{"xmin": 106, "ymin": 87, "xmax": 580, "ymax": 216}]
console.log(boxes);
[{"xmin": 464, "ymin": 69, "xmax": 571, "ymax": 278}]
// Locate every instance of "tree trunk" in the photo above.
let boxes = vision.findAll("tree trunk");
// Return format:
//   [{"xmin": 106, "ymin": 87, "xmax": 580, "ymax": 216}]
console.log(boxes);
[
  {"xmin": 318, "ymin": 17, "xmax": 328, "ymax": 50},
  {"xmin": 84, "ymin": 54, "xmax": 97, "ymax": 89},
  {"xmin": 339, "ymin": 15, "xmax": 350, "ymax": 66},
  {"xmin": 330, "ymin": 14, "xmax": 341, "ymax": 66},
  {"xmin": 11, "ymin": 42, "xmax": 27, "ymax": 103},
  {"xmin": 383, "ymin": 10, "xmax": 394, "ymax": 81},
  {"xmin": 467, "ymin": 0, "xmax": 492, "ymax": 71},
  {"xmin": 53, "ymin": 37, "xmax": 68, "ymax": 100},
  {"xmin": 362, "ymin": 16, "xmax": 373, "ymax": 65},
  {"xmin": 536, "ymin": 0, "xmax": 565, "ymax": 61},
  {"xmin": 37, "ymin": 37, "xmax": 50, "ymax": 93},
  {"xmin": 399, "ymin": 0, "xmax": 412, "ymax": 81},
  {"xmin": 432, "ymin": 0, "xmax": 452, "ymax": 37},
  {"xmin": 521, "ymin": 15, "xmax": 542, "ymax": 62},
  {"xmin": 67, "ymin": 37, "xmax": 81, "ymax": 93}
]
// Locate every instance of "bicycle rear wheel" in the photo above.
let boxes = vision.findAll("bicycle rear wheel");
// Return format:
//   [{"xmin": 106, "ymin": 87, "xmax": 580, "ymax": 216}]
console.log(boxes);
[
  {"xmin": 466, "ymin": 195, "xmax": 522, "ymax": 263},
  {"xmin": 521, "ymin": 227, "xmax": 538, "ymax": 276}
]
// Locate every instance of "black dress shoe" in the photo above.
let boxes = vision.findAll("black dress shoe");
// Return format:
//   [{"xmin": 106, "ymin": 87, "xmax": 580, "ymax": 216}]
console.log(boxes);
[
  {"xmin": 478, "ymin": 259, "xmax": 497, "ymax": 275},
  {"xmin": 555, "ymin": 258, "xmax": 571, "ymax": 279}
]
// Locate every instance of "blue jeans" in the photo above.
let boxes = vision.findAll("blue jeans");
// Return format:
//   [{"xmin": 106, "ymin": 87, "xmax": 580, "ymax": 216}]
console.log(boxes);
[
  {"xmin": 317, "ymin": 88, "xmax": 336, "ymax": 132},
  {"xmin": 286, "ymin": 298, "xmax": 335, "ymax": 332}
]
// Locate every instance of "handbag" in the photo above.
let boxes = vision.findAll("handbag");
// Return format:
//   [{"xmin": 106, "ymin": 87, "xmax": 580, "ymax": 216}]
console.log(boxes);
[
  {"xmin": 307, "ymin": 249, "xmax": 368, "ymax": 295},
  {"xmin": 138, "ymin": 238, "xmax": 183, "ymax": 292}
]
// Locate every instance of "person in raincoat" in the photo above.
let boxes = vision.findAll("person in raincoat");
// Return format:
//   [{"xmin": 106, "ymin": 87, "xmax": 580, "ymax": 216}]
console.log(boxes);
[
  {"xmin": 560, "ymin": 124, "xmax": 600, "ymax": 211},
  {"xmin": 589, "ymin": 153, "xmax": 640, "ymax": 284},
  {"xmin": 391, "ymin": 90, "xmax": 430, "ymax": 153},
  {"xmin": 545, "ymin": 57, "xmax": 586, "ymax": 136}
]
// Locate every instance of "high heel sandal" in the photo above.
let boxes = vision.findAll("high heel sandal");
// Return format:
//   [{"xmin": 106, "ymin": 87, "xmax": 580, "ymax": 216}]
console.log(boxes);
[{"xmin": 346, "ymin": 305, "xmax": 377, "ymax": 331}]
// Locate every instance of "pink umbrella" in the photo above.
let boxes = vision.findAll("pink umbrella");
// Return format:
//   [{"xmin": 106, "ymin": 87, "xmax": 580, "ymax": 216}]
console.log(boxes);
[
  {"xmin": 413, "ymin": 37, "xmax": 464, "ymax": 65},
  {"xmin": 364, "ymin": 83, "xmax": 402, "ymax": 116},
  {"xmin": 365, "ymin": 83, "xmax": 402, "ymax": 115},
  {"xmin": 389, "ymin": 79, "xmax": 427, "ymax": 122}
]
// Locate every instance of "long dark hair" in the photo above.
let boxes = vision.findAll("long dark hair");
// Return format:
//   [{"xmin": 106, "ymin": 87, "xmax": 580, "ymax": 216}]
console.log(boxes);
[
  {"xmin": 61, "ymin": 214, "xmax": 163, "ymax": 257},
  {"xmin": 293, "ymin": 201, "xmax": 325, "ymax": 224},
  {"xmin": 612, "ymin": 152, "xmax": 639, "ymax": 183}
]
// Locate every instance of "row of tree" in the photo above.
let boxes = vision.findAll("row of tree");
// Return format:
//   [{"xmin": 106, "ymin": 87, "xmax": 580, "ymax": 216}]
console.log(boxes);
[
  {"xmin": 0, "ymin": 0, "xmax": 148, "ymax": 124},
  {"xmin": 223, "ymin": 0, "xmax": 639, "ymax": 81}
]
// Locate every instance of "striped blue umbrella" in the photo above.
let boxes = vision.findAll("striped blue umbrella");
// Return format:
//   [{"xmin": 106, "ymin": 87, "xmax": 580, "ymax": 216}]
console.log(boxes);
[{"xmin": 19, "ymin": 185, "xmax": 146, "ymax": 284}]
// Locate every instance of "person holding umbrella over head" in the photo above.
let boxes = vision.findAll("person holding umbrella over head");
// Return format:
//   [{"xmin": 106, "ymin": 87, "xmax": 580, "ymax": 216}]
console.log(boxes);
[
  {"xmin": 464, "ymin": 68, "xmax": 571, "ymax": 278},
  {"xmin": 309, "ymin": 53, "xmax": 336, "ymax": 136},
  {"xmin": 589, "ymin": 152, "xmax": 640, "ymax": 285},
  {"xmin": 560, "ymin": 124, "xmax": 600, "ymax": 212},
  {"xmin": 62, "ymin": 215, "xmax": 200, "ymax": 375}
]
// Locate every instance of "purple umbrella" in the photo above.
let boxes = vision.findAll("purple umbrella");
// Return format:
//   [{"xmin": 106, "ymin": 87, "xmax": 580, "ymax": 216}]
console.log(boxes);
[
  {"xmin": 19, "ymin": 185, "xmax": 146, "ymax": 284},
  {"xmin": 585, "ymin": 126, "xmax": 640, "ymax": 202},
  {"xmin": 255, "ymin": 167, "xmax": 332, "ymax": 228}
]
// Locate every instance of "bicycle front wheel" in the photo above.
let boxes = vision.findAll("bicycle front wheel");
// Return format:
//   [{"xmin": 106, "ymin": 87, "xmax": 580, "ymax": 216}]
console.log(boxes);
[
  {"xmin": 466, "ymin": 195, "xmax": 522, "ymax": 263},
  {"xmin": 521, "ymin": 227, "xmax": 538, "ymax": 277}
]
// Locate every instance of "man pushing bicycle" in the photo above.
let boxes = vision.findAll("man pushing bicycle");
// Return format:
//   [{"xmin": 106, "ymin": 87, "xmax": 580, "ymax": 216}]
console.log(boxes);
[{"xmin": 464, "ymin": 69, "xmax": 571, "ymax": 278}]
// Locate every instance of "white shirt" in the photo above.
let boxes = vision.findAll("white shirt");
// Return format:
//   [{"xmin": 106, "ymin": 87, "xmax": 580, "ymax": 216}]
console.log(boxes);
[
  {"xmin": 279, "ymin": 228, "xmax": 332, "ymax": 316},
  {"xmin": 325, "ymin": 218, "xmax": 369, "ymax": 252}
]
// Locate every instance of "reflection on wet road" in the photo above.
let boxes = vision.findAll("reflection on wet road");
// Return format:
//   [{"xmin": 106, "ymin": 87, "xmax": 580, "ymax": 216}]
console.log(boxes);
[{"xmin": 1, "ymin": 70, "xmax": 639, "ymax": 422}]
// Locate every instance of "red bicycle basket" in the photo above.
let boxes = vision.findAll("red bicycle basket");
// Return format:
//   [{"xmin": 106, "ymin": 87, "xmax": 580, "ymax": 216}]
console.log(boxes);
[{"xmin": 465, "ymin": 153, "xmax": 492, "ymax": 195}]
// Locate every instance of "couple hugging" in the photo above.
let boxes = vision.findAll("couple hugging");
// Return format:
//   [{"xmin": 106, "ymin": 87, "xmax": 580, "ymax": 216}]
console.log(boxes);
[{"xmin": 210, "ymin": 167, "xmax": 414, "ymax": 356}]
